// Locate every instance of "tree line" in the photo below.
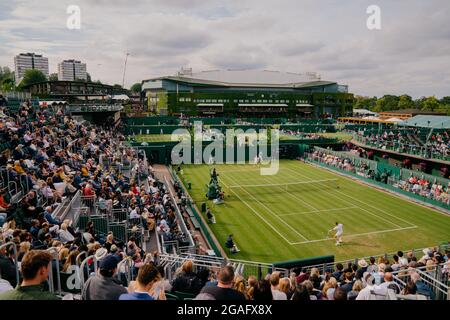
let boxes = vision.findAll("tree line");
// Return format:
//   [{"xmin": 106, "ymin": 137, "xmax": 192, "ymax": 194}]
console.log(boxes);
[{"xmin": 354, "ymin": 94, "xmax": 450, "ymax": 115}]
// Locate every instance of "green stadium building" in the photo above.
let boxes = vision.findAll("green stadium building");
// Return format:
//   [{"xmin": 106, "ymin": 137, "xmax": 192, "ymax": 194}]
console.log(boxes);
[{"xmin": 141, "ymin": 70, "xmax": 354, "ymax": 118}]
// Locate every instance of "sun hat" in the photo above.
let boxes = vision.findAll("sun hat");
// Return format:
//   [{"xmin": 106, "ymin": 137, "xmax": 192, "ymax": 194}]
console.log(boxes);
[
  {"xmin": 358, "ymin": 259, "xmax": 368, "ymax": 268},
  {"xmin": 94, "ymin": 247, "xmax": 108, "ymax": 261}
]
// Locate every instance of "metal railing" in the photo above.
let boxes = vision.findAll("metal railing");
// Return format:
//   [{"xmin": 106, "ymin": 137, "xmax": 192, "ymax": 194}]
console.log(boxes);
[
  {"xmin": 53, "ymin": 190, "xmax": 82, "ymax": 224},
  {"xmin": 158, "ymin": 252, "xmax": 288, "ymax": 281},
  {"xmin": 46, "ymin": 247, "xmax": 62, "ymax": 296},
  {"xmin": 79, "ymin": 255, "xmax": 98, "ymax": 289}
]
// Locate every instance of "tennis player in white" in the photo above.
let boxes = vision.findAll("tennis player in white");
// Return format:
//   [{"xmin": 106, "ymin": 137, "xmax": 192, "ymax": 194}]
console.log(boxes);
[{"xmin": 330, "ymin": 222, "xmax": 343, "ymax": 246}]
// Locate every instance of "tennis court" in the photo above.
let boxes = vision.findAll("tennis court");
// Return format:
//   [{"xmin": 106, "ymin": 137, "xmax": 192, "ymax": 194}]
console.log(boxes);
[{"xmin": 180, "ymin": 160, "xmax": 450, "ymax": 262}]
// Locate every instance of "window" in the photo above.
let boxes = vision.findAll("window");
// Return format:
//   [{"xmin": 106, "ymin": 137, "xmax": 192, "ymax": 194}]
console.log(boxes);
[
  {"xmin": 257, "ymin": 100, "xmax": 262, "ymax": 103},
  {"xmin": 179, "ymin": 97, "xmax": 185, "ymax": 102},
  {"xmin": 239, "ymin": 99, "xmax": 244, "ymax": 103}
]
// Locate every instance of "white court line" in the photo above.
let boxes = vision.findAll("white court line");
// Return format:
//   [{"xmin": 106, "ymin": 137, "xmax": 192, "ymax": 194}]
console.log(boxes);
[
  {"xmin": 278, "ymin": 206, "xmax": 359, "ymax": 217},
  {"xmin": 219, "ymin": 176, "xmax": 295, "ymax": 245},
  {"xmin": 290, "ymin": 226, "xmax": 418, "ymax": 245},
  {"xmin": 223, "ymin": 174, "xmax": 310, "ymax": 242},
  {"xmin": 221, "ymin": 168, "xmax": 267, "ymax": 173},
  {"xmin": 283, "ymin": 166, "xmax": 409, "ymax": 229},
  {"xmin": 228, "ymin": 179, "xmax": 337, "ymax": 189},
  {"xmin": 292, "ymin": 163, "xmax": 419, "ymax": 228},
  {"xmin": 256, "ymin": 175, "xmax": 319, "ymax": 212}
]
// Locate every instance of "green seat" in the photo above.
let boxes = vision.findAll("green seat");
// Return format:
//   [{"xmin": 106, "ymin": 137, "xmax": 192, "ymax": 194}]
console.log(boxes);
[
  {"xmin": 175, "ymin": 291, "xmax": 196, "ymax": 300},
  {"xmin": 165, "ymin": 292, "xmax": 180, "ymax": 300},
  {"xmin": 191, "ymin": 217, "xmax": 201, "ymax": 229},
  {"xmin": 76, "ymin": 215, "xmax": 89, "ymax": 231}
]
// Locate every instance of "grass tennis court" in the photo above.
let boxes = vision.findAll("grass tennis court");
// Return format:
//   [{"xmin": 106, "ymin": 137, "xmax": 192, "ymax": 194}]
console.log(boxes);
[{"xmin": 179, "ymin": 160, "xmax": 450, "ymax": 263}]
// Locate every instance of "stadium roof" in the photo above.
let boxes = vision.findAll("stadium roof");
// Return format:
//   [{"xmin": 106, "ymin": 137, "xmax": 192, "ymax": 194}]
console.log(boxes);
[
  {"xmin": 401, "ymin": 115, "xmax": 450, "ymax": 129},
  {"xmin": 143, "ymin": 70, "xmax": 338, "ymax": 89},
  {"xmin": 379, "ymin": 109, "xmax": 445, "ymax": 115}
]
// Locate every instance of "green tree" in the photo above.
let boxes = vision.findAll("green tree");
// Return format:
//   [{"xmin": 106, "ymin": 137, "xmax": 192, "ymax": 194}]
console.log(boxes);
[
  {"xmin": 18, "ymin": 69, "xmax": 47, "ymax": 88},
  {"xmin": 440, "ymin": 96, "xmax": 450, "ymax": 105},
  {"xmin": 130, "ymin": 82, "xmax": 142, "ymax": 94},
  {"xmin": 372, "ymin": 95, "xmax": 400, "ymax": 112},
  {"xmin": 397, "ymin": 94, "xmax": 414, "ymax": 109},
  {"xmin": 421, "ymin": 96, "xmax": 440, "ymax": 112},
  {"xmin": 0, "ymin": 67, "xmax": 16, "ymax": 92},
  {"xmin": 353, "ymin": 96, "xmax": 377, "ymax": 111},
  {"xmin": 435, "ymin": 104, "xmax": 450, "ymax": 116},
  {"xmin": 87, "ymin": 72, "xmax": 92, "ymax": 82},
  {"xmin": 49, "ymin": 73, "xmax": 58, "ymax": 81}
]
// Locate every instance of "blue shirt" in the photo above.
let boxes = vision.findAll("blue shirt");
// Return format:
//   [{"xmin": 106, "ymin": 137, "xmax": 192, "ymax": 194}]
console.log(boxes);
[
  {"xmin": 119, "ymin": 292, "xmax": 154, "ymax": 300},
  {"xmin": 44, "ymin": 212, "xmax": 59, "ymax": 225}
]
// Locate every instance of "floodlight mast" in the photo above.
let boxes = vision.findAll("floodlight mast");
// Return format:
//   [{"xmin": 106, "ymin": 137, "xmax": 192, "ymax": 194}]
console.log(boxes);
[{"xmin": 122, "ymin": 52, "xmax": 130, "ymax": 88}]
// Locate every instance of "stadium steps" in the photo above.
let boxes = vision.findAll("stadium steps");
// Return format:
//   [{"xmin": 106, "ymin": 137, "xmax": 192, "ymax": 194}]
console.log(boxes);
[{"xmin": 143, "ymin": 228, "xmax": 158, "ymax": 253}]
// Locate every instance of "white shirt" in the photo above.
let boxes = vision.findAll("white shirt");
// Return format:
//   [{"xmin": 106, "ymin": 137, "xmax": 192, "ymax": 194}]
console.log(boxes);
[
  {"xmin": 130, "ymin": 209, "xmax": 140, "ymax": 219},
  {"xmin": 356, "ymin": 285, "xmax": 386, "ymax": 300},
  {"xmin": 333, "ymin": 224, "xmax": 343, "ymax": 234},
  {"xmin": 271, "ymin": 289, "xmax": 287, "ymax": 300},
  {"xmin": 0, "ymin": 279, "xmax": 13, "ymax": 293},
  {"xmin": 58, "ymin": 229, "xmax": 75, "ymax": 243}
]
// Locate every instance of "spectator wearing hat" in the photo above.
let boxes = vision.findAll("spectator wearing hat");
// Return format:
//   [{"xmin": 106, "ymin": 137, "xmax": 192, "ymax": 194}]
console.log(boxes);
[
  {"xmin": 0, "ymin": 250, "xmax": 58, "ymax": 300},
  {"xmin": 94, "ymin": 247, "xmax": 108, "ymax": 262},
  {"xmin": 81, "ymin": 254, "xmax": 127, "ymax": 300},
  {"xmin": 356, "ymin": 259, "xmax": 368, "ymax": 279}
]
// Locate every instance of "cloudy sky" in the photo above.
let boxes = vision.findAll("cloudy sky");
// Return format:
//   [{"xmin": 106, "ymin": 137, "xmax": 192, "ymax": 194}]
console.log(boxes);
[{"xmin": 1, "ymin": 0, "xmax": 449, "ymax": 98}]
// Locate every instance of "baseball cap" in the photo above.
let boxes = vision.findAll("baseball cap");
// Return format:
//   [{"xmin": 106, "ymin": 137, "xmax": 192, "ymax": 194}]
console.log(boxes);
[{"xmin": 99, "ymin": 254, "xmax": 120, "ymax": 271}]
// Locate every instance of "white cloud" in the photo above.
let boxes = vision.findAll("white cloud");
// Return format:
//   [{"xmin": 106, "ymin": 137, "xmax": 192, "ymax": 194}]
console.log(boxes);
[{"xmin": 0, "ymin": 0, "xmax": 449, "ymax": 97}]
